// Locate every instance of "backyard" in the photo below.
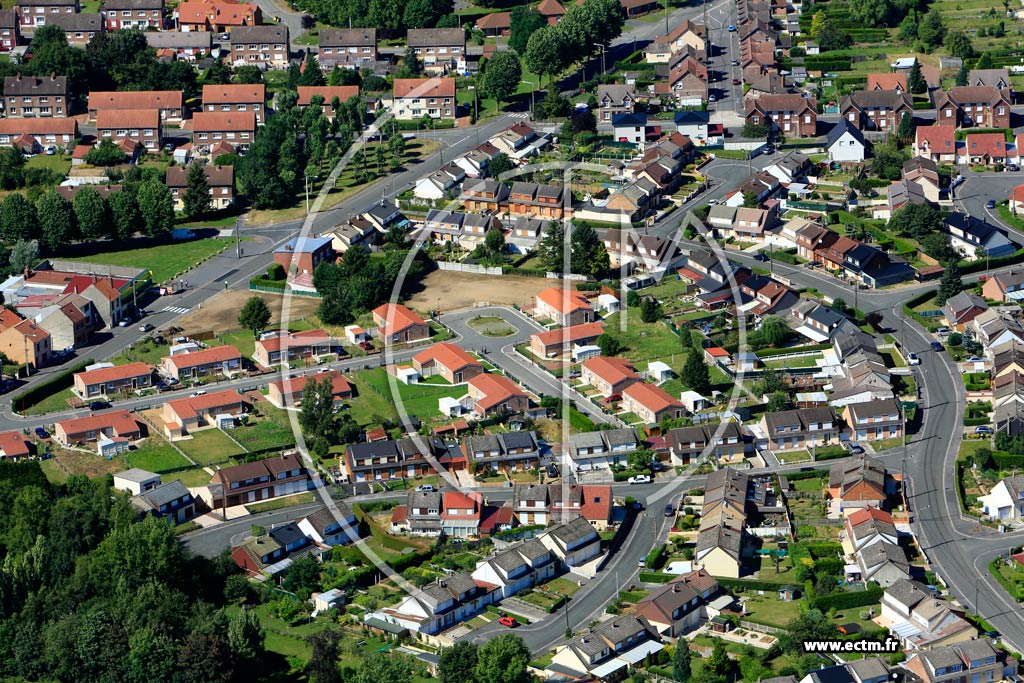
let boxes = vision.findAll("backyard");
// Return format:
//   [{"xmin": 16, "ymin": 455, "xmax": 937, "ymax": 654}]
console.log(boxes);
[
  {"xmin": 176, "ymin": 427, "xmax": 246, "ymax": 465},
  {"xmin": 349, "ymin": 367, "xmax": 469, "ymax": 427}
]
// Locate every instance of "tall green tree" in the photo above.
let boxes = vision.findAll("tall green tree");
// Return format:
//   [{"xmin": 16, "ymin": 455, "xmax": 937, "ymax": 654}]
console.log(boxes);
[
  {"xmin": 489, "ymin": 153, "xmax": 513, "ymax": 178},
  {"xmin": 238, "ymin": 296, "xmax": 272, "ymax": 337},
  {"xmin": 673, "ymin": 642, "xmax": 692, "ymax": 682},
  {"xmin": 0, "ymin": 144, "xmax": 24, "ymax": 190},
  {"xmin": 944, "ymin": 30, "xmax": 973, "ymax": 59},
  {"xmin": 935, "ymin": 260, "xmax": 964, "ymax": 306},
  {"xmin": 305, "ymin": 630, "xmax": 342, "ymax": 683},
  {"xmin": 182, "ymin": 163, "xmax": 212, "ymax": 220},
  {"xmin": 524, "ymin": 26, "xmax": 568, "ymax": 85},
  {"xmin": 0, "ymin": 193, "xmax": 38, "ymax": 242},
  {"xmin": 897, "ymin": 111, "xmax": 915, "ymax": 140},
  {"xmin": 759, "ymin": 315, "xmax": 792, "ymax": 347},
  {"xmin": 297, "ymin": 52, "xmax": 326, "ymax": 86},
  {"xmin": 917, "ymin": 7, "xmax": 946, "ymax": 49},
  {"xmin": 908, "ymin": 61, "xmax": 927, "ymax": 94},
  {"xmin": 227, "ymin": 607, "xmax": 265, "ymax": 677},
  {"xmin": 510, "ymin": 5, "xmax": 546, "ymax": 54},
  {"xmin": 570, "ymin": 223, "xmax": 609, "ymax": 278},
  {"xmin": 355, "ymin": 652, "xmax": 412, "ymax": 683},
  {"xmin": 482, "ymin": 50, "xmax": 522, "ymax": 107},
  {"xmin": 72, "ymin": 187, "xmax": 108, "ymax": 241},
  {"xmin": 538, "ymin": 221, "xmax": 567, "ymax": 273},
  {"xmin": 475, "ymin": 635, "xmax": 532, "ymax": 683},
  {"xmin": 955, "ymin": 62, "xmax": 969, "ymax": 86},
  {"xmin": 136, "ymin": 178, "xmax": 174, "ymax": 237},
  {"xmin": 681, "ymin": 350, "xmax": 712, "ymax": 394},
  {"xmin": 108, "ymin": 190, "xmax": 142, "ymax": 239},
  {"xmin": 849, "ymin": 0, "xmax": 892, "ymax": 28},
  {"xmin": 640, "ymin": 297, "xmax": 662, "ymax": 323},
  {"xmin": 35, "ymin": 190, "xmax": 76, "ymax": 250},
  {"xmin": 439, "ymin": 642, "xmax": 478, "ymax": 683},
  {"xmin": 9, "ymin": 238, "xmax": 39, "ymax": 273}
]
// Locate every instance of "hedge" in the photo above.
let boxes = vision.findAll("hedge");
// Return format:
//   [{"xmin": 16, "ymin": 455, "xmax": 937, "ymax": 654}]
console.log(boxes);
[
  {"xmin": 785, "ymin": 468, "xmax": 829, "ymax": 481},
  {"xmin": 494, "ymin": 524, "xmax": 545, "ymax": 541},
  {"xmin": 249, "ymin": 277, "xmax": 286, "ymax": 291},
  {"xmin": 645, "ymin": 543, "xmax": 668, "ymax": 570},
  {"xmin": 639, "ymin": 571, "xmax": 674, "ymax": 583},
  {"xmin": 959, "ymin": 248, "xmax": 1024, "ymax": 275},
  {"xmin": 809, "ymin": 586, "xmax": 883, "ymax": 611},
  {"xmin": 756, "ymin": 343, "xmax": 832, "ymax": 358},
  {"xmin": 14, "ymin": 357, "xmax": 95, "ymax": 413},
  {"xmin": 964, "ymin": 417, "xmax": 990, "ymax": 426},
  {"xmin": 716, "ymin": 577, "xmax": 794, "ymax": 591},
  {"xmin": 992, "ymin": 452, "xmax": 1024, "ymax": 469}
]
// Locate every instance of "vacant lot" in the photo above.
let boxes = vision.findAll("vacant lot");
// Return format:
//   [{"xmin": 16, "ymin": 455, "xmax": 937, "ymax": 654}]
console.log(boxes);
[
  {"xmin": 405, "ymin": 270, "xmax": 552, "ymax": 312},
  {"xmin": 176, "ymin": 290, "xmax": 320, "ymax": 337},
  {"xmin": 124, "ymin": 440, "xmax": 192, "ymax": 472},
  {"xmin": 176, "ymin": 428, "xmax": 245, "ymax": 465},
  {"xmin": 64, "ymin": 237, "xmax": 229, "ymax": 284}
]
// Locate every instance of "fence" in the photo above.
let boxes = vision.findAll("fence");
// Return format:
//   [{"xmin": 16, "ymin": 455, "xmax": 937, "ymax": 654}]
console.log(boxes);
[
  {"xmin": 739, "ymin": 620, "xmax": 787, "ymax": 636},
  {"xmin": 249, "ymin": 283, "xmax": 321, "ymax": 297},
  {"xmin": 435, "ymin": 261, "xmax": 503, "ymax": 276}
]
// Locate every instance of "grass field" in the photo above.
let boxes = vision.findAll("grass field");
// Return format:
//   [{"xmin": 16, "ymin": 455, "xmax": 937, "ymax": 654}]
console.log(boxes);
[
  {"xmin": 601, "ymin": 311, "xmax": 686, "ymax": 365},
  {"xmin": 246, "ymin": 491, "xmax": 316, "ymax": 513},
  {"xmin": 349, "ymin": 367, "xmax": 467, "ymax": 427},
  {"xmin": 19, "ymin": 388, "xmax": 78, "ymax": 415},
  {"xmin": 64, "ymin": 237, "xmax": 230, "ymax": 284},
  {"xmin": 176, "ymin": 428, "xmax": 246, "ymax": 465},
  {"xmin": 26, "ymin": 153, "xmax": 71, "ymax": 176},
  {"xmin": 163, "ymin": 467, "xmax": 214, "ymax": 487},
  {"xmin": 231, "ymin": 419, "xmax": 297, "ymax": 452},
  {"xmin": 124, "ymin": 441, "xmax": 192, "ymax": 472},
  {"xmin": 741, "ymin": 591, "xmax": 802, "ymax": 628},
  {"xmin": 467, "ymin": 316, "xmax": 516, "ymax": 337}
]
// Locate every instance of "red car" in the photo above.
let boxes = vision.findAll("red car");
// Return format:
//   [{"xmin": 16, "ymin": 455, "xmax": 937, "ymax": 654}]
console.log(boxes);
[
  {"xmin": 499, "ymin": 616, "xmax": 517, "ymax": 628},
  {"xmin": 732, "ymin": 78, "xmax": 741, "ymax": 85},
  {"xmin": 359, "ymin": 341, "xmax": 374, "ymax": 351}
]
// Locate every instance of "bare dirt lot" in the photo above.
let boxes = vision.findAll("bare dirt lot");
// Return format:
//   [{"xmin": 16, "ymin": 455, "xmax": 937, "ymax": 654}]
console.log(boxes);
[
  {"xmin": 177, "ymin": 290, "xmax": 321, "ymax": 335},
  {"xmin": 405, "ymin": 271, "xmax": 552, "ymax": 312}
]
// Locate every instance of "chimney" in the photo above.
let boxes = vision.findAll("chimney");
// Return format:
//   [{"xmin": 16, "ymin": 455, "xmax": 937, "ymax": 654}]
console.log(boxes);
[
  {"xmin": 50, "ymin": 72, "xmax": 55, "ymax": 81},
  {"xmin": 15, "ymin": 72, "xmax": 20, "ymax": 81}
]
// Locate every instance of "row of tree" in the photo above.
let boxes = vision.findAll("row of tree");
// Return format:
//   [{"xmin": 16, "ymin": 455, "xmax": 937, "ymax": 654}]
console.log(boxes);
[
  {"xmin": 313, "ymin": 246, "xmax": 429, "ymax": 327},
  {"xmin": 297, "ymin": 0, "xmax": 456, "ymax": 37},
  {"xmin": 524, "ymin": 0, "xmax": 625, "ymax": 83}
]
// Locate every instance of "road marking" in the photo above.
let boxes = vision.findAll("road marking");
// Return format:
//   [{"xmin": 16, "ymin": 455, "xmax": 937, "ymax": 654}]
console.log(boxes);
[{"xmin": 162, "ymin": 305, "xmax": 190, "ymax": 314}]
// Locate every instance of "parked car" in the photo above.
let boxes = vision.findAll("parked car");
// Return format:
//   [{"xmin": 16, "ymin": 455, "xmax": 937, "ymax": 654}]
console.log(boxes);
[
  {"xmin": 607, "ymin": 393, "xmax": 622, "ymax": 403},
  {"xmin": 359, "ymin": 341, "xmax": 374, "ymax": 351},
  {"xmin": 986, "ymin": 199, "xmax": 997, "ymax": 209},
  {"xmin": 732, "ymin": 78, "xmax": 740, "ymax": 85},
  {"xmin": 1009, "ymin": 164, "xmax": 1020, "ymax": 172},
  {"xmin": 753, "ymin": 253, "xmax": 770, "ymax": 262},
  {"xmin": 847, "ymin": 442, "xmax": 865, "ymax": 455},
  {"xmin": 965, "ymin": 356, "xmax": 983, "ymax": 363},
  {"xmin": 190, "ymin": 390, "xmax": 207, "ymax": 398},
  {"xmin": 976, "ymin": 425, "xmax": 994, "ymax": 434},
  {"xmin": 930, "ymin": 341, "xmax": 944, "ymax": 352},
  {"xmin": 498, "ymin": 616, "xmax": 517, "ymax": 628},
  {"xmin": 89, "ymin": 401, "xmax": 109, "ymax": 411},
  {"xmin": 628, "ymin": 474, "xmax": 652, "ymax": 484},
  {"xmin": 908, "ymin": 352, "xmax": 921, "ymax": 365},
  {"xmin": 728, "ymin": 24, "xmax": 736, "ymax": 31},
  {"xmin": 708, "ymin": 94, "xmax": 717, "ymax": 102},
  {"xmin": 664, "ymin": 504, "xmax": 675, "ymax": 517},
  {"xmin": 936, "ymin": 327, "xmax": 950, "ymax": 336},
  {"xmin": 117, "ymin": 319, "xmax": 131, "ymax": 327},
  {"xmin": 638, "ymin": 559, "xmax": 646, "ymax": 568},
  {"xmin": 415, "ymin": 484, "xmax": 434, "ymax": 492},
  {"xmin": 156, "ymin": 382, "xmax": 170, "ymax": 392},
  {"xmin": 546, "ymin": 464, "xmax": 559, "ymax": 478},
  {"xmin": 731, "ymin": 59, "xmax": 739, "ymax": 65},
  {"xmin": 34, "ymin": 427, "xmax": 49, "ymax": 439},
  {"xmin": 139, "ymin": 323, "xmax": 154, "ymax": 332}
]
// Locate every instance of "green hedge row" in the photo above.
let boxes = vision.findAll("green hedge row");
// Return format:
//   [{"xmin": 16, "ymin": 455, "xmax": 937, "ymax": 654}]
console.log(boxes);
[
  {"xmin": 645, "ymin": 543, "xmax": 668, "ymax": 570},
  {"xmin": 959, "ymin": 248, "xmax": 1024, "ymax": 275},
  {"xmin": 14, "ymin": 357, "xmax": 95, "ymax": 413},
  {"xmin": 809, "ymin": 586, "xmax": 883, "ymax": 611},
  {"xmin": 805, "ymin": 57, "xmax": 853, "ymax": 72},
  {"xmin": 250, "ymin": 277, "xmax": 286, "ymax": 290},
  {"xmin": 639, "ymin": 571, "xmax": 674, "ymax": 583},
  {"xmin": 992, "ymin": 452, "xmax": 1024, "ymax": 469},
  {"xmin": 717, "ymin": 577, "xmax": 794, "ymax": 591},
  {"xmin": 494, "ymin": 524, "xmax": 545, "ymax": 541},
  {"xmin": 785, "ymin": 468, "xmax": 829, "ymax": 481},
  {"xmin": 757, "ymin": 343, "xmax": 832, "ymax": 358}
]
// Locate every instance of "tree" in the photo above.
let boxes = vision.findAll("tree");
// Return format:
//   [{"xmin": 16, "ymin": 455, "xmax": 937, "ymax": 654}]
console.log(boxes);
[
  {"xmin": 597, "ymin": 333, "xmax": 622, "ymax": 356},
  {"xmin": 484, "ymin": 227, "xmax": 505, "ymax": 258},
  {"xmin": 475, "ymin": 635, "xmax": 532, "ymax": 683},
  {"xmin": 538, "ymin": 221, "xmax": 567, "ymax": 273},
  {"xmin": 849, "ymin": 0, "xmax": 892, "ymax": 28},
  {"xmin": 780, "ymin": 610, "xmax": 839, "ymax": 655},
  {"xmin": 72, "ymin": 187, "xmax": 108, "ymax": 241},
  {"xmin": 935, "ymin": 260, "xmax": 964, "ymax": 306},
  {"xmin": 305, "ymin": 630, "xmax": 342, "ymax": 683},
  {"xmin": 919, "ymin": 232, "xmax": 957, "ymax": 262},
  {"xmin": 440, "ymin": 642, "xmax": 478, "ymax": 683},
  {"xmin": 741, "ymin": 122, "xmax": 769, "ymax": 139},
  {"xmin": 482, "ymin": 50, "xmax": 522, "ymax": 106},
  {"xmin": 955, "ymin": 62, "xmax": 969, "ymax": 86},
  {"xmin": 182, "ymin": 163, "xmax": 212, "ymax": 220},
  {"xmin": 238, "ymin": 296, "xmax": 272, "ymax": 337},
  {"xmin": 84, "ymin": 139, "xmax": 128, "ymax": 166},
  {"xmin": 908, "ymin": 61, "xmax": 927, "ymax": 94},
  {"xmin": 760, "ymin": 315, "xmax": 792, "ymax": 347},
  {"xmin": 524, "ymin": 26, "xmax": 568, "ymax": 85},
  {"xmin": 35, "ymin": 190, "xmax": 76, "ymax": 249},
  {"xmin": 570, "ymin": 223, "xmax": 609, "ymax": 278},
  {"xmin": 297, "ymin": 52, "xmax": 325, "ymax": 86},
  {"xmin": 9, "ymin": 238, "xmax": 38, "ymax": 273},
  {"xmin": 767, "ymin": 391, "xmax": 791, "ymax": 411},
  {"xmin": 640, "ymin": 297, "xmax": 662, "ymax": 323},
  {"xmin": 672, "ymin": 642, "xmax": 692, "ymax": 682},
  {"xmin": 975, "ymin": 52, "xmax": 994, "ymax": 70},
  {"xmin": 944, "ymin": 30, "xmax": 974, "ymax": 59},
  {"xmin": 299, "ymin": 374, "xmax": 337, "ymax": 455},
  {"xmin": 897, "ymin": 111, "xmax": 915, "ymax": 140},
  {"xmin": 108, "ymin": 190, "xmax": 142, "ymax": 239},
  {"xmin": 888, "ymin": 201, "xmax": 943, "ymax": 238},
  {"xmin": 917, "ymin": 7, "xmax": 946, "ymax": 49},
  {"xmin": 705, "ymin": 639, "xmax": 732, "ymax": 677},
  {"xmin": 281, "ymin": 555, "xmax": 321, "ymax": 599},
  {"xmin": 898, "ymin": 13, "xmax": 918, "ymax": 42},
  {"xmin": 742, "ymin": 190, "xmax": 759, "ymax": 207},
  {"xmin": 0, "ymin": 145, "xmax": 24, "ymax": 191},
  {"xmin": 233, "ymin": 65, "xmax": 264, "ymax": 84},
  {"xmin": 0, "ymin": 193, "xmax": 38, "ymax": 242},
  {"xmin": 400, "ymin": 45, "xmax": 423, "ymax": 77},
  {"xmin": 489, "ymin": 153, "xmax": 513, "ymax": 178},
  {"xmin": 510, "ymin": 5, "xmax": 546, "ymax": 54},
  {"xmin": 227, "ymin": 607, "xmax": 264, "ymax": 676},
  {"xmin": 137, "ymin": 178, "xmax": 174, "ymax": 237},
  {"xmin": 681, "ymin": 351, "xmax": 711, "ymax": 394},
  {"xmin": 810, "ymin": 10, "xmax": 828, "ymax": 37},
  {"xmin": 355, "ymin": 652, "xmax": 412, "ymax": 683},
  {"xmin": 993, "ymin": 21, "xmax": 1006, "ymax": 38},
  {"xmin": 816, "ymin": 22, "xmax": 852, "ymax": 51},
  {"xmin": 388, "ymin": 130, "xmax": 407, "ymax": 169}
]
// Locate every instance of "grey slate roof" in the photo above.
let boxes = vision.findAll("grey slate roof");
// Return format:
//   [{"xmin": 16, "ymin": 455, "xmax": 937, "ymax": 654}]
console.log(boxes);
[{"xmin": 133, "ymin": 480, "xmax": 189, "ymax": 509}]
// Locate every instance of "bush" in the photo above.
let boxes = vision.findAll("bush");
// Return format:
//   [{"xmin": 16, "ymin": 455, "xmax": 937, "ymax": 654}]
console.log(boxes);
[
  {"xmin": 645, "ymin": 543, "xmax": 668, "ymax": 570},
  {"xmin": 809, "ymin": 586, "xmax": 883, "ymax": 611},
  {"xmin": 13, "ymin": 358, "xmax": 95, "ymax": 412},
  {"xmin": 266, "ymin": 264, "xmax": 286, "ymax": 281}
]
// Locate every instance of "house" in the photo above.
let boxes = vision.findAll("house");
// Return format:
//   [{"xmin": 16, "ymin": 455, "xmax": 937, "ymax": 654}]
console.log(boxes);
[
  {"xmin": 880, "ymin": 579, "xmax": 977, "ymax": 649},
  {"xmin": 674, "ymin": 109, "xmax": 709, "ymax": 142},
  {"xmin": 113, "ymin": 468, "xmax": 161, "ymax": 495},
  {"xmin": 412, "ymin": 343, "xmax": 482, "ymax": 384},
  {"xmin": 961, "ymin": 132, "xmax": 1009, "ymax": 166},
  {"xmin": 530, "ymin": 321, "xmax": 605, "ymax": 358},
  {"xmin": 144, "ymin": 30, "xmax": 210, "ymax": 60},
  {"xmin": 790, "ymin": 300, "xmax": 846, "ymax": 342},
  {"xmin": 538, "ymin": 0, "xmax": 565, "ymax": 24},
  {"xmin": 229, "ymin": 25, "xmax": 289, "ymax": 68},
  {"xmin": 44, "ymin": 12, "xmax": 102, "ymax": 45},
  {"xmin": 633, "ymin": 569, "xmax": 719, "ymax": 637},
  {"xmin": 162, "ymin": 388, "xmax": 245, "ymax": 437},
  {"xmin": 15, "ymin": 0, "xmax": 77, "ymax": 29},
  {"xmin": 866, "ymin": 72, "xmax": 907, "ymax": 93},
  {"xmin": 974, "ymin": 310, "xmax": 1024, "ymax": 350},
  {"xmin": 406, "ymin": 28, "xmax": 464, "ymax": 71},
  {"xmin": 89, "ymin": 90, "xmax": 183, "ymax": 123},
  {"xmin": 0, "ymin": 11, "xmax": 17, "ymax": 52},
  {"xmin": 645, "ymin": 19, "xmax": 706, "ymax": 62},
  {"xmin": 855, "ymin": 538, "xmax": 909, "ymax": 586},
  {"xmin": 475, "ymin": 11, "xmax": 510, "ymax": 36},
  {"xmin": 508, "ymin": 182, "xmax": 569, "ymax": 220},
  {"xmin": 534, "ymin": 287, "xmax": 593, "ymax": 326},
  {"xmin": 366, "ymin": 570, "xmax": 495, "ymax": 635},
  {"xmin": 414, "ymin": 163, "xmax": 465, "ymax": 200},
  {"xmin": 580, "ymin": 356, "xmax": 640, "ymax": 398},
  {"xmin": 392, "ymin": 77, "xmax": 455, "ymax": 120},
  {"xmin": 159, "ymin": 344, "xmax": 241, "ymax": 381},
  {"xmin": 316, "ymin": 27, "xmax": 376, "ymax": 69},
  {"xmin": 983, "ymin": 269, "xmax": 1024, "ymax": 302},
  {"xmin": 745, "ymin": 94, "xmax": 817, "ymax": 137},
  {"xmin": 466, "ymin": 373, "xmax": 529, "ymax": 419},
  {"xmin": 566, "ymin": 429, "xmax": 640, "ymax": 471},
  {"xmin": 253, "ymin": 329, "xmax": 341, "ymax": 367},
  {"xmin": 471, "ymin": 538, "xmax": 557, "ymax": 600},
  {"xmin": 95, "ymin": 108, "xmax": 161, "ymax": 151},
  {"xmin": 843, "ymin": 506, "xmax": 898, "ymax": 555},
  {"xmin": 903, "ymin": 157, "xmax": 942, "ymax": 202},
  {"xmin": 372, "ymin": 303, "xmax": 430, "ymax": 345},
  {"xmin": 175, "ymin": 0, "xmax": 259, "ymax": 32},
  {"xmin": 549, "ymin": 484, "xmax": 616, "ymax": 530},
  {"xmin": 54, "ymin": 409, "xmax": 141, "ymax": 446},
  {"xmin": 190, "ymin": 111, "xmax": 257, "ymax": 153},
  {"xmin": 538, "ymin": 516, "xmax": 601, "ymax": 567},
  {"xmin": 266, "ymin": 370, "xmax": 351, "ymax": 409},
  {"xmin": 827, "ymin": 119, "xmax": 868, "ymax": 163},
  {"xmin": 913, "ymin": 124, "xmax": 958, "ymax": 164},
  {"xmin": 343, "ymin": 437, "xmax": 440, "ymax": 483},
  {"xmin": 842, "ymin": 399, "xmax": 903, "ymax": 442},
  {"xmin": 763, "ymin": 150, "xmax": 811, "ymax": 185},
  {"xmin": 942, "ymin": 291, "xmax": 989, "ymax": 331},
  {"xmin": 759, "ymin": 407, "xmax": 840, "ymax": 453},
  {"xmin": 596, "ymin": 83, "xmax": 636, "ymax": 122},
  {"xmin": 667, "ymin": 422, "xmax": 744, "ymax": 467},
  {"xmin": 840, "ymin": 90, "xmax": 913, "ymax": 131},
  {"xmin": 945, "ymin": 212, "xmax": 1016, "ymax": 260},
  {"xmin": 0, "ymin": 316, "xmax": 51, "ymax": 368},
  {"xmin": 273, "ymin": 236, "xmax": 334, "ymax": 276},
  {"xmin": 905, "ymin": 641, "xmax": 1014, "ymax": 683},
  {"xmin": 100, "ymin": 0, "xmax": 162, "ymax": 29},
  {"xmin": 166, "ymin": 164, "xmax": 234, "ymax": 210},
  {"xmin": 3, "ymin": 73, "xmax": 67, "ymax": 118},
  {"xmin": 441, "ymin": 491, "xmax": 483, "ymax": 538},
  {"xmin": 550, "ymin": 615, "xmax": 664, "ymax": 679},
  {"xmin": 622, "ymin": 382, "xmax": 685, "ymax": 424},
  {"xmin": 130, "ymin": 480, "xmax": 195, "ymax": 523},
  {"xmin": 978, "ymin": 474, "xmax": 1024, "ymax": 522},
  {"xmin": 695, "ymin": 467, "xmax": 751, "ymax": 578},
  {"xmin": 74, "ymin": 361, "xmax": 151, "ymax": 398},
  {"xmin": 933, "ymin": 86, "xmax": 1011, "ymax": 128},
  {"xmin": 488, "ymin": 122, "xmax": 547, "ymax": 159},
  {"xmin": 204, "ymin": 453, "xmax": 312, "ymax": 509},
  {"xmin": 298, "ymin": 504, "xmax": 359, "ymax": 545},
  {"xmin": 0, "ymin": 430, "xmax": 29, "ymax": 460},
  {"xmin": 612, "ymin": 112, "xmax": 653, "ymax": 145},
  {"xmin": 829, "ymin": 455, "xmax": 888, "ymax": 510},
  {"xmin": 296, "ymin": 85, "xmax": 360, "ymax": 117},
  {"xmin": 968, "ymin": 67, "xmax": 1011, "ymax": 90},
  {"xmin": 202, "ymin": 84, "xmax": 265, "ymax": 125}
]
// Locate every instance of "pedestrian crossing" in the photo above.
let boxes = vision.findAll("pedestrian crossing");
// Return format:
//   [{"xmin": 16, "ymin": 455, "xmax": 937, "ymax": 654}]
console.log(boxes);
[
  {"xmin": 162, "ymin": 305, "xmax": 190, "ymax": 315},
  {"xmin": 508, "ymin": 112, "xmax": 530, "ymax": 119}
]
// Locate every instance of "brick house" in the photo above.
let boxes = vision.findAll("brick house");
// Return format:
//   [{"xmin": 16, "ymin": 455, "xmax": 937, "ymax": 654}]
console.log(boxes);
[
  {"xmin": 100, "ymin": 0, "xmax": 162, "ymax": 29},
  {"xmin": 229, "ymin": 25, "xmax": 289, "ymax": 69},
  {"xmin": 166, "ymin": 164, "xmax": 234, "ymax": 210},
  {"xmin": 406, "ymin": 27, "xmax": 465, "ymax": 71},
  {"xmin": 866, "ymin": 72, "xmax": 907, "ymax": 93},
  {"xmin": 74, "ymin": 361, "xmax": 152, "ymax": 398},
  {"xmin": 412, "ymin": 343, "xmax": 483, "ymax": 383},
  {"xmin": 392, "ymin": 77, "xmax": 456, "ymax": 120},
  {"xmin": 596, "ymin": 84, "xmax": 637, "ymax": 122},
  {"xmin": 317, "ymin": 27, "xmax": 377, "ymax": 69},
  {"xmin": 175, "ymin": 0, "xmax": 259, "ymax": 32},
  {"xmin": 190, "ymin": 111, "xmax": 256, "ymax": 152},
  {"xmin": 0, "ymin": 315, "xmax": 51, "ymax": 368},
  {"xmin": 842, "ymin": 399, "xmax": 903, "ymax": 442},
  {"xmin": 0, "ymin": 117, "xmax": 76, "ymax": 151},
  {"xmin": 508, "ymin": 182, "xmax": 569, "ymax": 220},
  {"xmin": 201, "ymin": 84, "xmax": 265, "ymax": 125},
  {"xmin": 580, "ymin": 356, "xmax": 640, "ymax": 397},
  {"xmin": 16, "ymin": 0, "xmax": 77, "ymax": 29},
  {"xmin": 252, "ymin": 329, "xmax": 341, "ymax": 367},
  {"xmin": 529, "ymin": 321, "xmax": 605, "ymax": 357},
  {"xmin": 273, "ymin": 236, "xmax": 334, "ymax": 276},
  {"xmin": 205, "ymin": 453, "xmax": 310, "ymax": 509},
  {"xmin": 162, "ymin": 388, "xmax": 245, "ymax": 437},
  {"xmin": 4, "ymin": 73, "xmax": 68, "ymax": 117},
  {"xmin": 372, "ymin": 303, "xmax": 430, "ymax": 345},
  {"xmin": 0, "ymin": 10, "xmax": 19, "ymax": 50},
  {"xmin": 55, "ymin": 409, "xmax": 141, "ymax": 446},
  {"xmin": 144, "ymin": 29, "xmax": 209, "ymax": 60},
  {"xmin": 95, "ymin": 108, "xmax": 161, "ymax": 151},
  {"xmin": 622, "ymin": 382, "xmax": 685, "ymax": 424},
  {"xmin": 88, "ymin": 90, "xmax": 183, "ymax": 122},
  {"xmin": 266, "ymin": 369, "xmax": 352, "ymax": 408},
  {"xmin": 534, "ymin": 287, "xmax": 594, "ymax": 326},
  {"xmin": 933, "ymin": 85, "xmax": 1011, "ymax": 128},
  {"xmin": 840, "ymin": 90, "xmax": 913, "ymax": 132},
  {"xmin": 467, "ymin": 373, "xmax": 529, "ymax": 418},
  {"xmin": 759, "ymin": 407, "xmax": 841, "ymax": 453},
  {"xmin": 744, "ymin": 94, "xmax": 817, "ymax": 137},
  {"xmin": 913, "ymin": 124, "xmax": 958, "ymax": 164},
  {"xmin": 45, "ymin": 12, "xmax": 102, "ymax": 45},
  {"xmin": 296, "ymin": 85, "xmax": 359, "ymax": 117},
  {"xmin": 159, "ymin": 344, "xmax": 242, "ymax": 381}
]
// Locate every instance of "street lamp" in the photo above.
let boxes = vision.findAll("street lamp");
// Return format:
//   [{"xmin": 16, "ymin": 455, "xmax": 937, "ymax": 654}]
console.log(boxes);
[
  {"xmin": 523, "ymin": 80, "xmax": 536, "ymax": 119},
  {"xmin": 304, "ymin": 172, "xmax": 319, "ymax": 215},
  {"xmin": 467, "ymin": 84, "xmax": 478, "ymax": 122},
  {"xmin": 597, "ymin": 44, "xmax": 607, "ymax": 76}
]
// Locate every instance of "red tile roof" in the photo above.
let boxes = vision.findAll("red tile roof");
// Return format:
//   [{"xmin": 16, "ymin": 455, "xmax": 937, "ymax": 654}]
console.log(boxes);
[
  {"xmin": 412, "ymin": 342, "xmax": 480, "ymax": 373},
  {"xmin": 76, "ymin": 361, "xmax": 152, "ymax": 386},
  {"xmin": 58, "ymin": 409, "xmax": 139, "ymax": 437},
  {"xmin": 964, "ymin": 132, "xmax": 1007, "ymax": 158},
  {"xmin": 531, "ymin": 321, "xmax": 606, "ymax": 348},
  {"xmin": 1012, "ymin": 184, "xmax": 1024, "ymax": 204},
  {"xmin": 96, "ymin": 108, "xmax": 161, "ymax": 130},
  {"xmin": 393, "ymin": 78, "xmax": 456, "ymax": 99},
  {"xmin": 191, "ymin": 111, "xmax": 257, "ymax": 132},
  {"xmin": 89, "ymin": 90, "xmax": 183, "ymax": 111},
  {"xmin": 537, "ymin": 0, "xmax": 565, "ymax": 15},
  {"xmin": 162, "ymin": 345, "xmax": 241, "ymax": 370},
  {"xmin": 866, "ymin": 73, "xmax": 907, "ymax": 91},
  {"xmin": 705, "ymin": 346, "xmax": 729, "ymax": 358},
  {"xmin": 268, "ymin": 370, "xmax": 351, "ymax": 398},
  {"xmin": 475, "ymin": 11, "xmax": 511, "ymax": 29},
  {"xmin": 623, "ymin": 382, "xmax": 682, "ymax": 413},
  {"xmin": 202, "ymin": 83, "xmax": 265, "ymax": 104},
  {"xmin": 915, "ymin": 124, "xmax": 955, "ymax": 153},
  {"xmin": 536, "ymin": 287, "xmax": 592, "ymax": 315},
  {"xmin": 468, "ymin": 373, "xmax": 527, "ymax": 410},
  {"xmin": 0, "ymin": 430, "xmax": 30, "ymax": 458},
  {"xmin": 846, "ymin": 505, "xmax": 893, "ymax": 527},
  {"xmin": 0, "ymin": 308, "xmax": 22, "ymax": 329},
  {"xmin": 372, "ymin": 303, "xmax": 426, "ymax": 334},
  {"xmin": 166, "ymin": 388, "xmax": 244, "ymax": 421},
  {"xmin": 581, "ymin": 356, "xmax": 639, "ymax": 386},
  {"xmin": 256, "ymin": 329, "xmax": 336, "ymax": 353},
  {"xmin": 580, "ymin": 484, "xmax": 612, "ymax": 521},
  {"xmin": 177, "ymin": 0, "xmax": 258, "ymax": 25}
]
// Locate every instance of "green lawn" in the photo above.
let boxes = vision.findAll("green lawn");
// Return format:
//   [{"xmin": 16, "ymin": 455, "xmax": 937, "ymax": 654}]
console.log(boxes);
[
  {"xmin": 601, "ymin": 311, "xmax": 686, "ymax": 365},
  {"xmin": 741, "ymin": 592, "xmax": 803, "ymax": 628},
  {"xmin": 123, "ymin": 441, "xmax": 192, "ymax": 472},
  {"xmin": 63, "ymin": 237, "xmax": 230, "ymax": 284},
  {"xmin": 350, "ymin": 367, "xmax": 467, "ymax": 427},
  {"xmin": 245, "ymin": 491, "xmax": 316, "ymax": 513},
  {"xmin": 176, "ymin": 428, "xmax": 246, "ymax": 465},
  {"xmin": 40, "ymin": 458, "xmax": 68, "ymax": 485},
  {"xmin": 114, "ymin": 339, "xmax": 174, "ymax": 367},
  {"xmin": 19, "ymin": 388, "xmax": 78, "ymax": 415},
  {"xmin": 25, "ymin": 153, "xmax": 71, "ymax": 176},
  {"xmin": 216, "ymin": 329, "xmax": 259, "ymax": 359},
  {"xmin": 231, "ymin": 418, "xmax": 297, "ymax": 453},
  {"xmin": 163, "ymin": 467, "xmax": 214, "ymax": 487}
]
